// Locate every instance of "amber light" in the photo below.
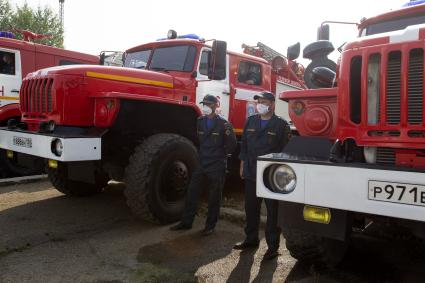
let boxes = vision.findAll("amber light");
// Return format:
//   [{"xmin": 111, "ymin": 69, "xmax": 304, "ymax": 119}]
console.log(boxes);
[{"xmin": 303, "ymin": 205, "xmax": 331, "ymax": 224}]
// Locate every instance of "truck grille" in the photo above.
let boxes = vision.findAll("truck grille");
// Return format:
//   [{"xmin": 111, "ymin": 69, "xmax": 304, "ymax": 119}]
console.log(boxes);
[
  {"xmin": 386, "ymin": 51, "xmax": 402, "ymax": 125},
  {"xmin": 407, "ymin": 49, "xmax": 424, "ymax": 124},
  {"xmin": 376, "ymin": 147, "xmax": 396, "ymax": 166},
  {"xmin": 385, "ymin": 49, "xmax": 424, "ymax": 126},
  {"xmin": 21, "ymin": 78, "xmax": 54, "ymax": 114}
]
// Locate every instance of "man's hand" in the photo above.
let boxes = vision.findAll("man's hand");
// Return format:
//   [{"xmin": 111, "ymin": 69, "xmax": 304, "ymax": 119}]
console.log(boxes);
[{"xmin": 240, "ymin": 161, "xmax": 244, "ymax": 179}]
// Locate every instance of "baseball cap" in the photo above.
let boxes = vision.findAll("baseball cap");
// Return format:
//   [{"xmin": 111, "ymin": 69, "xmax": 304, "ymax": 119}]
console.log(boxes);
[
  {"xmin": 253, "ymin": 91, "xmax": 275, "ymax": 101},
  {"xmin": 200, "ymin": 94, "xmax": 219, "ymax": 104}
]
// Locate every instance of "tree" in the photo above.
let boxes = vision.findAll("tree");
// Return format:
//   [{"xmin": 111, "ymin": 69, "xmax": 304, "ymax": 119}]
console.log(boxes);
[
  {"xmin": 0, "ymin": 0, "xmax": 63, "ymax": 48},
  {"xmin": 0, "ymin": 0, "xmax": 13, "ymax": 30}
]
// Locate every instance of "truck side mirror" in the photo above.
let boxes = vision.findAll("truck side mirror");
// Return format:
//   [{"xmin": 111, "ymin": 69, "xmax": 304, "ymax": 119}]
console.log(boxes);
[
  {"xmin": 99, "ymin": 52, "xmax": 105, "ymax": 65},
  {"xmin": 317, "ymin": 24, "xmax": 330, "ymax": 41},
  {"xmin": 287, "ymin": 42, "xmax": 300, "ymax": 61},
  {"xmin": 208, "ymin": 40, "xmax": 227, "ymax": 80}
]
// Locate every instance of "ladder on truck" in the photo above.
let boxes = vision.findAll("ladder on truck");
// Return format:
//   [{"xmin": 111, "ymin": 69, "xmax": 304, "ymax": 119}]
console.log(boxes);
[{"xmin": 242, "ymin": 42, "xmax": 286, "ymax": 62}]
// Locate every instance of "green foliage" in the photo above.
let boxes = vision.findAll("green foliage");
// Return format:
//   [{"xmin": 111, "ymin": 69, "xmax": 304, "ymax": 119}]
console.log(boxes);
[{"xmin": 0, "ymin": 0, "xmax": 63, "ymax": 48}]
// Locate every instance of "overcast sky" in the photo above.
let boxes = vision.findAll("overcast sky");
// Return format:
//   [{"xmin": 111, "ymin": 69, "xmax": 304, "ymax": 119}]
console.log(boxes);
[{"xmin": 13, "ymin": 0, "xmax": 407, "ymax": 62}]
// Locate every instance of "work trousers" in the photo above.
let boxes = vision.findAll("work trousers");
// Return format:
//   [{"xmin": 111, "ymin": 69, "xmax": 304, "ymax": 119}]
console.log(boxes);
[
  {"xmin": 180, "ymin": 168, "xmax": 225, "ymax": 229},
  {"xmin": 244, "ymin": 179, "xmax": 280, "ymax": 251}
]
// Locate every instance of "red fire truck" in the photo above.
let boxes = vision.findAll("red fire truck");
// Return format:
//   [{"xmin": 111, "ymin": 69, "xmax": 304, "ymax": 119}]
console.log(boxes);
[
  {"xmin": 0, "ymin": 32, "xmax": 303, "ymax": 223},
  {"xmin": 256, "ymin": 2, "xmax": 425, "ymax": 265},
  {"xmin": 0, "ymin": 30, "xmax": 99, "ymax": 177}
]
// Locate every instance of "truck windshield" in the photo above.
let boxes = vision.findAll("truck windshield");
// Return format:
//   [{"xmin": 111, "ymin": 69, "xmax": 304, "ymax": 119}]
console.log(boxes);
[
  {"xmin": 363, "ymin": 14, "xmax": 425, "ymax": 36},
  {"xmin": 124, "ymin": 49, "xmax": 151, "ymax": 69},
  {"xmin": 149, "ymin": 45, "xmax": 197, "ymax": 72}
]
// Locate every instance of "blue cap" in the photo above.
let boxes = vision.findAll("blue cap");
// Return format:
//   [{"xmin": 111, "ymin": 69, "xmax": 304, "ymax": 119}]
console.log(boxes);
[
  {"xmin": 200, "ymin": 94, "xmax": 218, "ymax": 104},
  {"xmin": 254, "ymin": 91, "xmax": 275, "ymax": 101}
]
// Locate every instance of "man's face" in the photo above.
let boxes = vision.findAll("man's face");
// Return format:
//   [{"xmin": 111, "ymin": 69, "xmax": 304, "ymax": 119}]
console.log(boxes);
[
  {"xmin": 257, "ymin": 98, "xmax": 274, "ymax": 112},
  {"xmin": 205, "ymin": 102, "xmax": 217, "ymax": 113}
]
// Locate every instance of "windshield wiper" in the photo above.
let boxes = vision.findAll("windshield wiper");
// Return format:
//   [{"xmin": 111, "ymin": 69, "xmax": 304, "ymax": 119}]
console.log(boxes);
[{"xmin": 150, "ymin": 67, "xmax": 169, "ymax": 73}]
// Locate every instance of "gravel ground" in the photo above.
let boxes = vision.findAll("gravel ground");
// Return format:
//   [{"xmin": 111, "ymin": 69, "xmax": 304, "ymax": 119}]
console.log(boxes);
[{"xmin": 1, "ymin": 179, "xmax": 425, "ymax": 283}]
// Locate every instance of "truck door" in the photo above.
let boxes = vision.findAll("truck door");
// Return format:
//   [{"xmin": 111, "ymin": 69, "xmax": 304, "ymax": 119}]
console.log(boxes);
[
  {"xmin": 0, "ymin": 48, "xmax": 21, "ymax": 106},
  {"xmin": 196, "ymin": 48, "xmax": 230, "ymax": 119}
]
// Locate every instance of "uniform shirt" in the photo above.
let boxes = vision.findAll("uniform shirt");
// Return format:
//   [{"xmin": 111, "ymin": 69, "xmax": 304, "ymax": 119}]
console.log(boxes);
[
  {"xmin": 239, "ymin": 114, "xmax": 290, "ymax": 180},
  {"xmin": 197, "ymin": 115, "xmax": 237, "ymax": 172}
]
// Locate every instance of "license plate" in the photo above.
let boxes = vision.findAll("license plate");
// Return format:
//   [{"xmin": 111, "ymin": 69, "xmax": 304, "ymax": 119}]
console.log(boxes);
[
  {"xmin": 13, "ymin": 136, "xmax": 32, "ymax": 148},
  {"xmin": 368, "ymin": 180, "xmax": 425, "ymax": 207}
]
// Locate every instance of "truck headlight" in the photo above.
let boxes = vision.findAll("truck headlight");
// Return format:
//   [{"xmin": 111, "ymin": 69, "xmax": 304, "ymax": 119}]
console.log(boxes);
[
  {"xmin": 268, "ymin": 164, "xmax": 296, "ymax": 193},
  {"xmin": 51, "ymin": 138, "xmax": 63, "ymax": 157}
]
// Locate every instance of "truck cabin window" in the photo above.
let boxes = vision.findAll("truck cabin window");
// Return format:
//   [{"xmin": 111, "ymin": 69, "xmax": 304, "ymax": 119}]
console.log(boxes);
[
  {"xmin": 199, "ymin": 50, "xmax": 211, "ymax": 76},
  {"xmin": 124, "ymin": 49, "xmax": 152, "ymax": 69},
  {"xmin": 59, "ymin": 60, "xmax": 83, "ymax": 66},
  {"xmin": 0, "ymin": 51, "xmax": 15, "ymax": 75},
  {"xmin": 238, "ymin": 61, "xmax": 262, "ymax": 86},
  {"xmin": 149, "ymin": 45, "xmax": 197, "ymax": 72},
  {"xmin": 363, "ymin": 14, "xmax": 425, "ymax": 36}
]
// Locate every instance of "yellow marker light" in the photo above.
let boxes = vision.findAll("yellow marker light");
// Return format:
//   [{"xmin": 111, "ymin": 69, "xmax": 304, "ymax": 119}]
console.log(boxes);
[
  {"xmin": 303, "ymin": 205, "xmax": 331, "ymax": 224},
  {"xmin": 48, "ymin": 159, "xmax": 58, "ymax": 169},
  {"xmin": 6, "ymin": 150, "xmax": 13, "ymax": 158}
]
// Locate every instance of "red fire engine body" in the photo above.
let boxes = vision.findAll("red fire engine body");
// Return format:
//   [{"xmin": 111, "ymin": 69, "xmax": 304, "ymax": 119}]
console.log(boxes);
[
  {"xmin": 0, "ymin": 31, "xmax": 99, "ymax": 176},
  {"xmin": 256, "ymin": 3, "xmax": 425, "ymax": 265},
  {"xmin": 0, "ymin": 33, "xmax": 303, "ymax": 223}
]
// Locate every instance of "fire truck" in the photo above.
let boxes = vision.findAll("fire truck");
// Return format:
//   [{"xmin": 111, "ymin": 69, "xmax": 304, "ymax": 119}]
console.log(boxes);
[
  {"xmin": 0, "ymin": 31, "xmax": 303, "ymax": 223},
  {"xmin": 256, "ymin": 2, "xmax": 425, "ymax": 265},
  {"xmin": 0, "ymin": 30, "xmax": 99, "ymax": 177}
]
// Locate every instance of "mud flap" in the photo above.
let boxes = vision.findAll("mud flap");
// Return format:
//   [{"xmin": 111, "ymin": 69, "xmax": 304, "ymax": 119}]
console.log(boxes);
[{"xmin": 278, "ymin": 201, "xmax": 351, "ymax": 241}]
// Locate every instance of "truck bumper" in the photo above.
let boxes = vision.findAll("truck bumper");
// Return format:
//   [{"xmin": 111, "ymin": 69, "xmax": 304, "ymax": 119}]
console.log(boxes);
[
  {"xmin": 0, "ymin": 129, "xmax": 101, "ymax": 161},
  {"xmin": 257, "ymin": 154, "xmax": 425, "ymax": 223}
]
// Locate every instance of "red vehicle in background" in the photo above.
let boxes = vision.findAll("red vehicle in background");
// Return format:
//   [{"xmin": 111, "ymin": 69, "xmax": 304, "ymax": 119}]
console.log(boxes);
[
  {"xmin": 0, "ymin": 30, "xmax": 99, "ymax": 177},
  {"xmin": 256, "ymin": 2, "xmax": 425, "ymax": 266},
  {"xmin": 0, "ymin": 31, "xmax": 303, "ymax": 223}
]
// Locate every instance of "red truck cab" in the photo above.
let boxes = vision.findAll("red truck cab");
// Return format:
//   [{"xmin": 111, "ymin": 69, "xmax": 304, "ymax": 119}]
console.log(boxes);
[{"xmin": 256, "ymin": 2, "xmax": 425, "ymax": 266}]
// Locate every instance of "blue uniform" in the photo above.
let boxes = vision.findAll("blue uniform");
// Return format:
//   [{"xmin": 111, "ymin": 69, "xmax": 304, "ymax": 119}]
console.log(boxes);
[
  {"xmin": 239, "ymin": 113, "xmax": 290, "ymax": 250},
  {"xmin": 179, "ymin": 114, "xmax": 236, "ymax": 229}
]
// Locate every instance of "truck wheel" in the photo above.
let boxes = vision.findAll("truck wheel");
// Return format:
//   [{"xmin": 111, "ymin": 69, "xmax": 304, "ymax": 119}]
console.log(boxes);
[
  {"xmin": 304, "ymin": 57, "xmax": 337, "ymax": 89},
  {"xmin": 47, "ymin": 163, "xmax": 109, "ymax": 197},
  {"xmin": 284, "ymin": 228, "xmax": 348, "ymax": 267},
  {"xmin": 124, "ymin": 134, "xmax": 199, "ymax": 224},
  {"xmin": 0, "ymin": 149, "xmax": 45, "ymax": 178}
]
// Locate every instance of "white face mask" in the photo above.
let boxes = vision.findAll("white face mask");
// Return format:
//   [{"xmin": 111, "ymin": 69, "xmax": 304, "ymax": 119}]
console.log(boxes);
[
  {"xmin": 201, "ymin": 104, "xmax": 213, "ymax": 115},
  {"xmin": 256, "ymin": 103, "xmax": 269, "ymax": 115}
]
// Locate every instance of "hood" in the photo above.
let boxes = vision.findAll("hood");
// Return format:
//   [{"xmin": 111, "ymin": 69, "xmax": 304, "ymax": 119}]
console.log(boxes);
[{"xmin": 27, "ymin": 65, "xmax": 174, "ymax": 89}]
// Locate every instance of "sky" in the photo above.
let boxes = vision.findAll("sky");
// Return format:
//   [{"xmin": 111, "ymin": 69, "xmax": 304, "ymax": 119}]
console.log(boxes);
[{"xmin": 13, "ymin": 0, "xmax": 407, "ymax": 63}]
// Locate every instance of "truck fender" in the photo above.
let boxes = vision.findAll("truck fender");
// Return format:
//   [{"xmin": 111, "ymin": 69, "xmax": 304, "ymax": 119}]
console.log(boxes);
[{"xmin": 0, "ymin": 103, "xmax": 21, "ymax": 124}]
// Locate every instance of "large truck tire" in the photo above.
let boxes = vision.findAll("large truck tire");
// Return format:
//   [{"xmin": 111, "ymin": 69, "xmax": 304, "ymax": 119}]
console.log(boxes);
[
  {"xmin": 47, "ymin": 163, "xmax": 109, "ymax": 197},
  {"xmin": 283, "ymin": 228, "xmax": 348, "ymax": 267},
  {"xmin": 304, "ymin": 57, "xmax": 337, "ymax": 89},
  {"xmin": 124, "ymin": 133, "xmax": 199, "ymax": 224},
  {"xmin": 0, "ymin": 149, "xmax": 45, "ymax": 178}
]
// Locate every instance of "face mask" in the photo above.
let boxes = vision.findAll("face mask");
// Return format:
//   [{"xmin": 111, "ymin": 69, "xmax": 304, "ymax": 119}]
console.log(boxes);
[
  {"xmin": 256, "ymin": 103, "xmax": 269, "ymax": 115},
  {"xmin": 202, "ymin": 104, "xmax": 213, "ymax": 115}
]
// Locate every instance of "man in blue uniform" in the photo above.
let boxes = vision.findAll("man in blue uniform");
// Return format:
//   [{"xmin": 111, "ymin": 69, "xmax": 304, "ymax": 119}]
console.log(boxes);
[
  {"xmin": 234, "ymin": 91, "xmax": 290, "ymax": 260},
  {"xmin": 171, "ymin": 95, "xmax": 237, "ymax": 235}
]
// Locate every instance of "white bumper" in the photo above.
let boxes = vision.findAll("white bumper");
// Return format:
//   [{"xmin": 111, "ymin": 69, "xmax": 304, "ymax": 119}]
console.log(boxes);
[
  {"xmin": 257, "ymin": 159, "xmax": 425, "ymax": 222},
  {"xmin": 0, "ymin": 129, "xmax": 101, "ymax": 161}
]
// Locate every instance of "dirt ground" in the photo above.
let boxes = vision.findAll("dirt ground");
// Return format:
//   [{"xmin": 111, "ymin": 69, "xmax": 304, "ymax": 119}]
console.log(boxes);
[{"xmin": 1, "ymin": 179, "xmax": 425, "ymax": 283}]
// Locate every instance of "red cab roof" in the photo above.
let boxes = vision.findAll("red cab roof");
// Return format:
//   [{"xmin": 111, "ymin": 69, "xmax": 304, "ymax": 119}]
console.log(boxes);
[{"xmin": 126, "ymin": 39, "xmax": 268, "ymax": 64}]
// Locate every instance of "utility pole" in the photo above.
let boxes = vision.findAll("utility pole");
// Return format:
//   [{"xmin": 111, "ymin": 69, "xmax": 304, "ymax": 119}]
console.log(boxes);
[{"xmin": 59, "ymin": 0, "xmax": 65, "ymax": 29}]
